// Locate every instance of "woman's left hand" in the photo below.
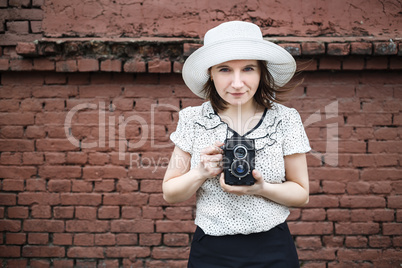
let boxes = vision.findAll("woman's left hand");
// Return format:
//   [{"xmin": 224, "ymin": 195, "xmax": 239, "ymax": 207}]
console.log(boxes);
[{"xmin": 219, "ymin": 169, "xmax": 266, "ymax": 196}]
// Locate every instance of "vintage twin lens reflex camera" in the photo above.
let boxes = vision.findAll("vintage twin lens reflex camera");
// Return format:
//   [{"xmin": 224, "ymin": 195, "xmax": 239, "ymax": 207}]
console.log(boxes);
[{"xmin": 222, "ymin": 136, "xmax": 256, "ymax": 186}]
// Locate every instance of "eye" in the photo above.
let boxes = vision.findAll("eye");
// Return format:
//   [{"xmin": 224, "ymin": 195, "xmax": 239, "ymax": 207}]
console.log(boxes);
[
  {"xmin": 244, "ymin": 66, "xmax": 255, "ymax": 72},
  {"xmin": 218, "ymin": 67, "xmax": 230, "ymax": 72}
]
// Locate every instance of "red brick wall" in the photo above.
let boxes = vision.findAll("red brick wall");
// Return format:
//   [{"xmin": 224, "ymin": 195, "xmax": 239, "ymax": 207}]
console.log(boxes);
[
  {"xmin": 0, "ymin": 60, "xmax": 401, "ymax": 267},
  {"xmin": 1, "ymin": 0, "xmax": 402, "ymax": 267}
]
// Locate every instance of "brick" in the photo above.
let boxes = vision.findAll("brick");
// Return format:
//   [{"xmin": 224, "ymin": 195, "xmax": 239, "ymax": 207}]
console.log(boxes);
[
  {"xmin": 38, "ymin": 165, "xmax": 81, "ymax": 179},
  {"xmin": 56, "ymin": 60, "xmax": 78, "ymax": 72},
  {"xmin": 67, "ymin": 247, "xmax": 104, "ymax": 258},
  {"xmin": 369, "ymin": 235, "xmax": 392, "ymax": 248},
  {"xmin": 296, "ymin": 236, "xmax": 323, "ymax": 250},
  {"xmin": 6, "ymin": 260, "xmax": 28, "ymax": 267},
  {"xmin": 101, "ymin": 59, "xmax": 122, "ymax": 72},
  {"xmin": 173, "ymin": 61, "xmax": 183, "ymax": 73},
  {"xmin": 7, "ymin": 21, "xmax": 29, "ymax": 33},
  {"xmin": 22, "ymin": 246, "xmax": 65, "ymax": 257},
  {"xmin": 121, "ymin": 206, "xmax": 142, "ymax": 219},
  {"xmin": 337, "ymin": 248, "xmax": 381, "ymax": 261},
  {"xmin": 93, "ymin": 179, "xmax": 114, "ymax": 192},
  {"xmin": 322, "ymin": 181, "xmax": 345, "ymax": 194},
  {"xmin": 390, "ymin": 57, "xmax": 402, "ymax": 69},
  {"xmin": 53, "ymin": 259, "xmax": 74, "ymax": 268},
  {"xmin": 3, "ymin": 179, "xmax": 24, "ymax": 191},
  {"xmin": 0, "ymin": 245, "xmax": 20, "ymax": 257},
  {"xmin": 95, "ymin": 233, "xmax": 116, "ymax": 246},
  {"xmin": 30, "ymin": 21, "xmax": 42, "ymax": 33},
  {"xmin": 319, "ymin": 57, "xmax": 342, "ymax": 70},
  {"xmin": 26, "ymin": 178, "xmax": 46, "ymax": 191},
  {"xmin": 28, "ymin": 233, "xmax": 49, "ymax": 245},
  {"xmin": 124, "ymin": 59, "xmax": 147, "ymax": 72},
  {"xmin": 24, "ymin": 220, "xmax": 64, "ymax": 232},
  {"xmin": 351, "ymin": 42, "xmax": 372, "ymax": 55},
  {"xmin": 0, "ymin": 166, "xmax": 37, "ymax": 179},
  {"xmin": 31, "ymin": 205, "xmax": 52, "ymax": 219},
  {"xmin": 374, "ymin": 42, "xmax": 397, "ymax": 55},
  {"xmin": 116, "ymin": 234, "xmax": 138, "ymax": 245},
  {"xmin": 53, "ymin": 206, "xmax": 74, "ymax": 219},
  {"xmin": 164, "ymin": 207, "xmax": 193, "ymax": 220},
  {"xmin": 164, "ymin": 234, "xmax": 189, "ymax": 246},
  {"xmin": 388, "ymin": 196, "xmax": 402, "ymax": 209},
  {"xmin": 335, "ymin": 222, "xmax": 380, "ymax": 235},
  {"xmin": 77, "ymin": 58, "xmax": 99, "ymax": 72},
  {"xmin": 10, "ymin": 59, "xmax": 33, "ymax": 71},
  {"xmin": 18, "ymin": 192, "xmax": 60, "ymax": 205},
  {"xmin": 301, "ymin": 42, "xmax": 325, "ymax": 55},
  {"xmin": 103, "ymin": 192, "xmax": 148, "ymax": 206},
  {"xmin": 366, "ymin": 57, "xmax": 388, "ymax": 69},
  {"xmin": 72, "ymin": 180, "xmax": 93, "ymax": 192},
  {"xmin": 48, "ymin": 180, "xmax": 71, "ymax": 192},
  {"xmin": 61, "ymin": 193, "xmax": 102, "ymax": 206},
  {"xmin": 8, "ymin": 206, "xmax": 29, "ymax": 218},
  {"xmin": 66, "ymin": 220, "xmax": 109, "ymax": 233},
  {"xmin": 155, "ymin": 220, "xmax": 196, "ymax": 233},
  {"xmin": 305, "ymin": 195, "xmax": 339, "ymax": 208},
  {"xmin": 152, "ymin": 246, "xmax": 190, "ymax": 260},
  {"xmin": 340, "ymin": 196, "xmax": 385, "ymax": 208},
  {"xmin": 279, "ymin": 43, "xmax": 301, "ymax": 56},
  {"xmin": 105, "ymin": 246, "xmax": 150, "ymax": 258},
  {"xmin": 9, "ymin": 0, "xmax": 31, "ymax": 7},
  {"xmin": 140, "ymin": 233, "xmax": 161, "ymax": 246},
  {"xmin": 111, "ymin": 219, "xmax": 154, "ymax": 233},
  {"xmin": 0, "ymin": 58, "xmax": 10, "ymax": 70},
  {"xmin": 73, "ymin": 233, "xmax": 94, "ymax": 246},
  {"xmin": 75, "ymin": 206, "xmax": 97, "ymax": 220},
  {"xmin": 53, "ymin": 233, "xmax": 73, "ymax": 245},
  {"xmin": 342, "ymin": 56, "xmax": 364, "ymax": 70},
  {"xmin": 83, "ymin": 166, "xmax": 127, "ymax": 180},
  {"xmin": 6, "ymin": 233, "xmax": 26, "ymax": 245},
  {"xmin": 143, "ymin": 206, "xmax": 164, "ymax": 220},
  {"xmin": 183, "ymin": 43, "xmax": 202, "ymax": 57},
  {"xmin": 98, "ymin": 206, "xmax": 120, "ymax": 219},
  {"xmin": 33, "ymin": 58, "xmax": 55, "ymax": 71},
  {"xmin": 327, "ymin": 43, "xmax": 350, "ymax": 56},
  {"xmin": 16, "ymin": 42, "xmax": 37, "ymax": 56},
  {"xmin": 148, "ymin": 59, "xmax": 171, "ymax": 73},
  {"xmin": 0, "ymin": 219, "xmax": 21, "ymax": 232}
]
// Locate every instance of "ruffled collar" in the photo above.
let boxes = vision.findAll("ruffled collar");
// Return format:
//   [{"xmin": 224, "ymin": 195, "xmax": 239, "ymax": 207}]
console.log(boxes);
[
  {"xmin": 194, "ymin": 101, "xmax": 226, "ymax": 130},
  {"xmin": 194, "ymin": 101, "xmax": 281, "ymax": 151}
]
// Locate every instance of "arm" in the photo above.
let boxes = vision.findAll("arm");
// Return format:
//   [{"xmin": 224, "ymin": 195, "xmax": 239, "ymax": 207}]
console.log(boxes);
[
  {"xmin": 220, "ymin": 153, "xmax": 309, "ymax": 207},
  {"xmin": 163, "ymin": 142, "xmax": 224, "ymax": 204}
]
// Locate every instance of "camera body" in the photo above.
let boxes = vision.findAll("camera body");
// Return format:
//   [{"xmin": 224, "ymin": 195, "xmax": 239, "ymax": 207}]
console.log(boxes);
[{"xmin": 222, "ymin": 136, "xmax": 256, "ymax": 186}]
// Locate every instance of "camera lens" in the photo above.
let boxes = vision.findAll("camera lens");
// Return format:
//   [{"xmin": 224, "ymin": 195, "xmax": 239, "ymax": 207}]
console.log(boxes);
[
  {"xmin": 230, "ymin": 159, "xmax": 250, "ymax": 178},
  {"xmin": 233, "ymin": 145, "xmax": 247, "ymax": 159}
]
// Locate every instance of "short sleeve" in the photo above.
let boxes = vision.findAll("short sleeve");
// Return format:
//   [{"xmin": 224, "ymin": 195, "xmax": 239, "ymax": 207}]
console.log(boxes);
[
  {"xmin": 170, "ymin": 108, "xmax": 194, "ymax": 154},
  {"xmin": 282, "ymin": 108, "xmax": 311, "ymax": 156}
]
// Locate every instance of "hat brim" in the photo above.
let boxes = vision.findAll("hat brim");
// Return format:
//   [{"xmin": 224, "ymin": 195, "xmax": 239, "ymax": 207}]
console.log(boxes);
[{"xmin": 182, "ymin": 38, "xmax": 296, "ymax": 99}]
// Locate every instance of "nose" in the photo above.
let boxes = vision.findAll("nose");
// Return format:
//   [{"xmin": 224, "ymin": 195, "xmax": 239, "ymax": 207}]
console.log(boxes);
[{"xmin": 231, "ymin": 71, "xmax": 244, "ymax": 89}]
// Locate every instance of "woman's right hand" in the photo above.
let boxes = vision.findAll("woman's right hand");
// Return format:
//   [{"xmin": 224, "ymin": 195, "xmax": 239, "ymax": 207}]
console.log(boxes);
[{"xmin": 195, "ymin": 141, "xmax": 224, "ymax": 180}]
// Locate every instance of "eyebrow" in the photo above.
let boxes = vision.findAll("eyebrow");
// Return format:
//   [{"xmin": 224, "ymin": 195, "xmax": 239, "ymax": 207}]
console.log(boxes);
[{"xmin": 215, "ymin": 64, "xmax": 258, "ymax": 69}]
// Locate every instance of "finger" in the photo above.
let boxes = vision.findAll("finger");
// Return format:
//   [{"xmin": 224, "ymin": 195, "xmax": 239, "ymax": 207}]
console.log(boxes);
[{"xmin": 252, "ymin": 169, "xmax": 263, "ymax": 181}]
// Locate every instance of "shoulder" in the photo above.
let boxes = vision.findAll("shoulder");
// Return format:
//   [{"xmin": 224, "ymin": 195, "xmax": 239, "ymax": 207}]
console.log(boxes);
[
  {"xmin": 179, "ymin": 102, "xmax": 210, "ymax": 120},
  {"xmin": 268, "ymin": 102, "xmax": 301, "ymax": 122}
]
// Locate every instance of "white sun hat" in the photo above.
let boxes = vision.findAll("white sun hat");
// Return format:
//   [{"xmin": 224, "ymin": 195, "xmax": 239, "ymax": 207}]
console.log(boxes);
[{"xmin": 182, "ymin": 21, "xmax": 297, "ymax": 99}]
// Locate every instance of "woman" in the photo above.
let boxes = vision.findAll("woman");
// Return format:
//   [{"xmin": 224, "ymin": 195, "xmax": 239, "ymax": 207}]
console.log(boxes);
[{"xmin": 163, "ymin": 21, "xmax": 310, "ymax": 268}]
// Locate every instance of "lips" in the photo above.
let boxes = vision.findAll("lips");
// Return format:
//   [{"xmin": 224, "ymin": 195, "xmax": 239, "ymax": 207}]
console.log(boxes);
[{"xmin": 230, "ymin": 93, "xmax": 245, "ymax": 97}]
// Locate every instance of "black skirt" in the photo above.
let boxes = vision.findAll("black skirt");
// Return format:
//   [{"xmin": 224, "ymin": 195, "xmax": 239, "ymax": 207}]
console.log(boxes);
[{"xmin": 188, "ymin": 222, "xmax": 300, "ymax": 268}]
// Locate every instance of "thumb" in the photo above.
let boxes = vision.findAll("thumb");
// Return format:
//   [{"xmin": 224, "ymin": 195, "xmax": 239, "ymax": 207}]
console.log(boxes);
[
  {"xmin": 252, "ymin": 169, "xmax": 263, "ymax": 181},
  {"xmin": 214, "ymin": 140, "xmax": 225, "ymax": 147}
]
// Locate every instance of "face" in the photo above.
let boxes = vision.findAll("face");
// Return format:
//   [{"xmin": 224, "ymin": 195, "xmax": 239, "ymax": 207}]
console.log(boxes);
[{"xmin": 210, "ymin": 60, "xmax": 261, "ymax": 108}]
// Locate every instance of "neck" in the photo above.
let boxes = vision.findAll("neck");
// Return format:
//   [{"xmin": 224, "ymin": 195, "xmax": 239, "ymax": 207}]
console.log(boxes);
[{"xmin": 218, "ymin": 100, "xmax": 263, "ymax": 135}]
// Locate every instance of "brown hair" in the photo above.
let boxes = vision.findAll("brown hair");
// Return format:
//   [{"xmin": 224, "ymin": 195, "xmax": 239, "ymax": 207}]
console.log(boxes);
[{"xmin": 202, "ymin": 60, "xmax": 295, "ymax": 112}]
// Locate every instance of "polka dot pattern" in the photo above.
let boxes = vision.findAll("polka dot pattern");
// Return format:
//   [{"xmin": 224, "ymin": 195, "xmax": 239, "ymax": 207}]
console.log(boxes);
[{"xmin": 170, "ymin": 101, "xmax": 311, "ymax": 236}]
